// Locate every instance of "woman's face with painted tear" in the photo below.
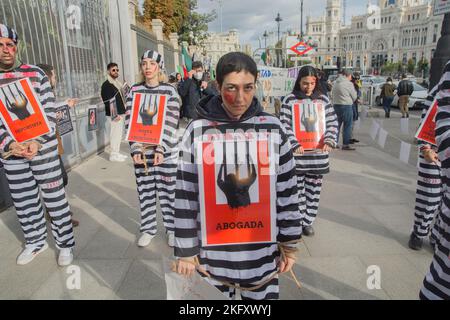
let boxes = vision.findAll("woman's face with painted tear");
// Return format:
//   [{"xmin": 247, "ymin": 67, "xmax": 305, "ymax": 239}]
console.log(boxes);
[
  {"xmin": 141, "ymin": 58, "xmax": 160, "ymax": 83},
  {"xmin": 219, "ymin": 71, "xmax": 256, "ymax": 119}
]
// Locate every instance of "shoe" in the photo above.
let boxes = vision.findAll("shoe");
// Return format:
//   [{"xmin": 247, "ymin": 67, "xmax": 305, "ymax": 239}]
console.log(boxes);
[
  {"xmin": 406, "ymin": 113, "xmax": 409, "ymax": 118},
  {"xmin": 17, "ymin": 242, "xmax": 49, "ymax": 265},
  {"xmin": 72, "ymin": 219, "xmax": 79, "ymax": 228},
  {"xmin": 138, "ymin": 233, "xmax": 155, "ymax": 247},
  {"xmin": 408, "ymin": 233, "xmax": 423, "ymax": 251},
  {"xmin": 342, "ymin": 145, "xmax": 356, "ymax": 151},
  {"xmin": 303, "ymin": 226, "xmax": 315, "ymax": 237},
  {"xmin": 351, "ymin": 139, "xmax": 360, "ymax": 143},
  {"xmin": 109, "ymin": 154, "xmax": 126, "ymax": 162},
  {"xmin": 167, "ymin": 232, "xmax": 175, "ymax": 248},
  {"xmin": 385, "ymin": 112, "xmax": 389, "ymax": 118},
  {"xmin": 58, "ymin": 248, "xmax": 74, "ymax": 267}
]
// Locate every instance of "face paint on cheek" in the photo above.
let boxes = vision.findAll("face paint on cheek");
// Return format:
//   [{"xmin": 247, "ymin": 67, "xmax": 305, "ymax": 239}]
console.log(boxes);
[{"xmin": 223, "ymin": 92, "xmax": 236, "ymax": 105}]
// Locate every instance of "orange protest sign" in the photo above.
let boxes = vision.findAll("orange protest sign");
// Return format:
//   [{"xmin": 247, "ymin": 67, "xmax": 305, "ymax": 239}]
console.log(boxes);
[
  {"xmin": 292, "ymin": 100, "xmax": 326, "ymax": 150},
  {"xmin": 197, "ymin": 135, "xmax": 277, "ymax": 247},
  {"xmin": 415, "ymin": 99, "xmax": 437, "ymax": 146},
  {"xmin": 126, "ymin": 93, "xmax": 167, "ymax": 145},
  {"xmin": 0, "ymin": 78, "xmax": 51, "ymax": 143}
]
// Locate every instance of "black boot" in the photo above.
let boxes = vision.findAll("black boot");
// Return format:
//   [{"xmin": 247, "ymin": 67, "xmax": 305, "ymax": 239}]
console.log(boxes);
[
  {"xmin": 387, "ymin": 111, "xmax": 390, "ymax": 118},
  {"xmin": 303, "ymin": 226, "xmax": 315, "ymax": 237},
  {"xmin": 385, "ymin": 111, "xmax": 389, "ymax": 118},
  {"xmin": 408, "ymin": 233, "xmax": 423, "ymax": 251}
]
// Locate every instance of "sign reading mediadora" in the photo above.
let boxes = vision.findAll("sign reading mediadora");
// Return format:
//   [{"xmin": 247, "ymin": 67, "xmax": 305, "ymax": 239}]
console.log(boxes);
[{"xmin": 434, "ymin": 0, "xmax": 450, "ymax": 15}]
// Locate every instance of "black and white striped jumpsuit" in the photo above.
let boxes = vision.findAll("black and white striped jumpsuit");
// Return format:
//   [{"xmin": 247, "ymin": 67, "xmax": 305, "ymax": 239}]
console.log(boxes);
[
  {"xmin": 174, "ymin": 96, "xmax": 301, "ymax": 300},
  {"xmin": 280, "ymin": 92, "xmax": 338, "ymax": 228},
  {"xmin": 420, "ymin": 61, "xmax": 450, "ymax": 300},
  {"xmin": 125, "ymin": 82, "xmax": 181, "ymax": 236},
  {"xmin": 0, "ymin": 64, "xmax": 74, "ymax": 252}
]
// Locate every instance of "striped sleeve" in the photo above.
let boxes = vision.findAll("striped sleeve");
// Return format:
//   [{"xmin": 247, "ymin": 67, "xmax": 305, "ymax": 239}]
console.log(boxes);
[
  {"xmin": 276, "ymin": 124, "xmax": 301, "ymax": 246},
  {"xmin": 279, "ymin": 95, "xmax": 300, "ymax": 151},
  {"xmin": 418, "ymin": 84, "xmax": 440, "ymax": 151},
  {"xmin": 323, "ymin": 96, "xmax": 338, "ymax": 148},
  {"xmin": 36, "ymin": 71, "xmax": 57, "ymax": 143},
  {"xmin": 160, "ymin": 86, "xmax": 181, "ymax": 154},
  {"xmin": 125, "ymin": 87, "xmax": 143, "ymax": 156},
  {"xmin": 174, "ymin": 122, "xmax": 200, "ymax": 258},
  {"xmin": 0, "ymin": 119, "xmax": 13, "ymax": 153}
]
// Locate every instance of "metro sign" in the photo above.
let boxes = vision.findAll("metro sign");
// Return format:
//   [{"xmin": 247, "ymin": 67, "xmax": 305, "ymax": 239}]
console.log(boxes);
[{"xmin": 290, "ymin": 41, "xmax": 313, "ymax": 56}]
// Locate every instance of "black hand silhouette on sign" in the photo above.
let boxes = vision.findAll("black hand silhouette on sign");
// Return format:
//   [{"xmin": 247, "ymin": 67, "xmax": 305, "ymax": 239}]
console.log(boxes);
[
  {"xmin": 301, "ymin": 104, "xmax": 318, "ymax": 133},
  {"xmin": 3, "ymin": 84, "xmax": 31, "ymax": 121},
  {"xmin": 217, "ymin": 141, "xmax": 257, "ymax": 209},
  {"xmin": 139, "ymin": 95, "xmax": 158, "ymax": 126}
]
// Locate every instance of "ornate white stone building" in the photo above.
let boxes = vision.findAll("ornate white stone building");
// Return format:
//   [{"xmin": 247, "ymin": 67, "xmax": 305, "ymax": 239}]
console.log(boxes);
[
  {"xmin": 201, "ymin": 29, "xmax": 241, "ymax": 72},
  {"xmin": 306, "ymin": 0, "xmax": 443, "ymax": 73}
]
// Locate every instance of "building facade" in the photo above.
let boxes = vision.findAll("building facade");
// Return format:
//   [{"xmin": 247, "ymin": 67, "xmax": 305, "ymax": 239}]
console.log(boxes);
[
  {"xmin": 201, "ymin": 29, "xmax": 241, "ymax": 72},
  {"xmin": 306, "ymin": 0, "xmax": 443, "ymax": 74}
]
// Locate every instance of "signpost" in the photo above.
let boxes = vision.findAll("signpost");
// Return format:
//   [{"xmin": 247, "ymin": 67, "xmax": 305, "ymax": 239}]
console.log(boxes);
[
  {"xmin": 289, "ymin": 41, "xmax": 313, "ymax": 56},
  {"xmin": 434, "ymin": 0, "xmax": 450, "ymax": 16}
]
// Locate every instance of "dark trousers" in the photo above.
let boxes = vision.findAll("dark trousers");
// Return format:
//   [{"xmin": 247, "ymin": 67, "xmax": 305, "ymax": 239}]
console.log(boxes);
[
  {"xmin": 383, "ymin": 97, "xmax": 394, "ymax": 115},
  {"xmin": 334, "ymin": 105, "xmax": 353, "ymax": 146}
]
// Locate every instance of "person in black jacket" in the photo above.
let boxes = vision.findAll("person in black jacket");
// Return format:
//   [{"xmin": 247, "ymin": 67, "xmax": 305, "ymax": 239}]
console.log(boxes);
[
  {"xmin": 101, "ymin": 63, "xmax": 127, "ymax": 162},
  {"xmin": 177, "ymin": 61, "xmax": 217, "ymax": 121},
  {"xmin": 397, "ymin": 74, "xmax": 414, "ymax": 118}
]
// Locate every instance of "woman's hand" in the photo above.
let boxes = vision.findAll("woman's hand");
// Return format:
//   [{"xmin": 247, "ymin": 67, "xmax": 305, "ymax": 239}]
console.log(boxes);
[
  {"xmin": 133, "ymin": 153, "xmax": 144, "ymax": 165},
  {"xmin": 294, "ymin": 146, "xmax": 305, "ymax": 155},
  {"xmin": 278, "ymin": 256, "xmax": 296, "ymax": 274},
  {"xmin": 423, "ymin": 149, "xmax": 439, "ymax": 164},
  {"xmin": 322, "ymin": 144, "xmax": 332, "ymax": 153},
  {"xmin": 176, "ymin": 257, "xmax": 197, "ymax": 277},
  {"xmin": 154, "ymin": 152, "xmax": 164, "ymax": 166}
]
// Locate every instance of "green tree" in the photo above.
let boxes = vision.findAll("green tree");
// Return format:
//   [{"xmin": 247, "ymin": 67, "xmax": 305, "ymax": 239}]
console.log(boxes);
[
  {"xmin": 141, "ymin": 0, "xmax": 175, "ymax": 36},
  {"xmin": 178, "ymin": 0, "xmax": 216, "ymax": 45},
  {"xmin": 407, "ymin": 58, "xmax": 416, "ymax": 74}
]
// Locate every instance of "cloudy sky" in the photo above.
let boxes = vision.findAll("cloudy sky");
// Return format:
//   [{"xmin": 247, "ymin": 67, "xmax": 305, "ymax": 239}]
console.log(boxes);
[{"xmin": 196, "ymin": 0, "xmax": 369, "ymax": 49}]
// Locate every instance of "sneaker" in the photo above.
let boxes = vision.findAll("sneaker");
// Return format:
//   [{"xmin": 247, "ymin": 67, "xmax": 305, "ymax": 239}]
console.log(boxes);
[
  {"xmin": 167, "ymin": 232, "xmax": 175, "ymax": 248},
  {"xmin": 342, "ymin": 145, "xmax": 356, "ymax": 151},
  {"xmin": 17, "ymin": 242, "xmax": 49, "ymax": 265},
  {"xmin": 109, "ymin": 154, "xmax": 126, "ymax": 162},
  {"xmin": 303, "ymin": 226, "xmax": 315, "ymax": 237},
  {"xmin": 137, "ymin": 233, "xmax": 155, "ymax": 247},
  {"xmin": 58, "ymin": 248, "xmax": 74, "ymax": 267},
  {"xmin": 408, "ymin": 233, "xmax": 423, "ymax": 251}
]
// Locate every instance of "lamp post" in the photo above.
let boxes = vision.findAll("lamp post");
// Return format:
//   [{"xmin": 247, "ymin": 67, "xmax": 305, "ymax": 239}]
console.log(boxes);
[
  {"xmin": 429, "ymin": 13, "xmax": 450, "ymax": 89},
  {"xmin": 276, "ymin": 13, "xmax": 282, "ymax": 67},
  {"xmin": 300, "ymin": 0, "xmax": 304, "ymax": 41},
  {"xmin": 263, "ymin": 30, "xmax": 268, "ymax": 48}
]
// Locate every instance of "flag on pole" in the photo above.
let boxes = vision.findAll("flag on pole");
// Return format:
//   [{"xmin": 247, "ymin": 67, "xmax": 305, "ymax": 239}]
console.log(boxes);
[{"xmin": 182, "ymin": 46, "xmax": 192, "ymax": 79}]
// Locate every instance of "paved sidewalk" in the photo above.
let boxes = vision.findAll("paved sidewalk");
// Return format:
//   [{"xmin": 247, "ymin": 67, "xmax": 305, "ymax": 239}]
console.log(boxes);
[{"xmin": 0, "ymin": 117, "xmax": 435, "ymax": 300}]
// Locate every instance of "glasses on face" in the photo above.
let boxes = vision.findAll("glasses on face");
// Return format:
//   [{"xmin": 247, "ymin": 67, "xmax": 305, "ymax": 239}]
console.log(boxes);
[{"xmin": 111, "ymin": 69, "xmax": 119, "ymax": 72}]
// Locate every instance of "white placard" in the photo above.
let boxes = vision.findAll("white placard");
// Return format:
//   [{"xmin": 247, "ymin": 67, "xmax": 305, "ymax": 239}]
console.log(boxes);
[
  {"xmin": 370, "ymin": 120, "xmax": 380, "ymax": 140},
  {"xmin": 399, "ymin": 141, "xmax": 411, "ymax": 164},
  {"xmin": 377, "ymin": 128, "xmax": 388, "ymax": 148},
  {"xmin": 434, "ymin": 0, "xmax": 450, "ymax": 16}
]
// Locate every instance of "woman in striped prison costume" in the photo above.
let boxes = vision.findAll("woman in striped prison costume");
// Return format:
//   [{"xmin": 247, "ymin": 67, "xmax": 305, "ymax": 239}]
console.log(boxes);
[
  {"xmin": 420, "ymin": 60, "xmax": 450, "ymax": 300},
  {"xmin": 125, "ymin": 50, "xmax": 181, "ymax": 248},
  {"xmin": 0, "ymin": 24, "xmax": 74, "ymax": 266},
  {"xmin": 279, "ymin": 66, "xmax": 338, "ymax": 237},
  {"xmin": 173, "ymin": 52, "xmax": 301, "ymax": 300},
  {"xmin": 409, "ymin": 83, "xmax": 443, "ymax": 251}
]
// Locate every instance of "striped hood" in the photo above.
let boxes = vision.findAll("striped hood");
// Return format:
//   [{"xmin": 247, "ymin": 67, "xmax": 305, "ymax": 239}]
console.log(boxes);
[{"xmin": 196, "ymin": 94, "xmax": 265, "ymax": 123}]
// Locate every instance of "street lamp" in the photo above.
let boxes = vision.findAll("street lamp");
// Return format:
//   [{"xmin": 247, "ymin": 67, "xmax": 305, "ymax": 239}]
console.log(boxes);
[
  {"xmin": 429, "ymin": 13, "xmax": 450, "ymax": 89},
  {"xmin": 263, "ymin": 30, "xmax": 268, "ymax": 48},
  {"xmin": 300, "ymin": 0, "xmax": 304, "ymax": 41},
  {"xmin": 275, "ymin": 13, "xmax": 282, "ymax": 67}
]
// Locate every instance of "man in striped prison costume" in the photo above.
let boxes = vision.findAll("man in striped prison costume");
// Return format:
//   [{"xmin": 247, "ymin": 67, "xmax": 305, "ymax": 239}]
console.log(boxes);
[
  {"xmin": 420, "ymin": 60, "xmax": 450, "ymax": 300},
  {"xmin": 409, "ymin": 84, "xmax": 443, "ymax": 251},
  {"xmin": 0, "ymin": 24, "xmax": 74, "ymax": 266},
  {"xmin": 280, "ymin": 66, "xmax": 338, "ymax": 237},
  {"xmin": 125, "ymin": 50, "xmax": 181, "ymax": 248},
  {"xmin": 174, "ymin": 52, "xmax": 301, "ymax": 300}
]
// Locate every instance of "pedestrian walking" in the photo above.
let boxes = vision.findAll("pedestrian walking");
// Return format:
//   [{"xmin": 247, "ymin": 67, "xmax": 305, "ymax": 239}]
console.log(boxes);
[
  {"xmin": 331, "ymin": 69, "xmax": 358, "ymax": 150},
  {"xmin": 101, "ymin": 63, "xmax": 128, "ymax": 162},
  {"xmin": 280, "ymin": 66, "xmax": 338, "ymax": 236},
  {"xmin": 0, "ymin": 24, "xmax": 74, "ymax": 266},
  {"xmin": 397, "ymin": 73, "xmax": 414, "ymax": 118},
  {"xmin": 125, "ymin": 50, "xmax": 181, "ymax": 248},
  {"xmin": 380, "ymin": 77, "xmax": 396, "ymax": 118},
  {"xmin": 173, "ymin": 52, "xmax": 301, "ymax": 300},
  {"xmin": 420, "ymin": 60, "xmax": 450, "ymax": 300}
]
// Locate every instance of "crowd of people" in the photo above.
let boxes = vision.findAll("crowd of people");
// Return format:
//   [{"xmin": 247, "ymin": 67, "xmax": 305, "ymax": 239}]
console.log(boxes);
[{"xmin": 0, "ymin": 23, "xmax": 449, "ymax": 300}]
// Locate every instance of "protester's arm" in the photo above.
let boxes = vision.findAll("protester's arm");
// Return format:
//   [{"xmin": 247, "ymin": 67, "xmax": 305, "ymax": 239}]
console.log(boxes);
[
  {"xmin": 0, "ymin": 120, "xmax": 14, "ymax": 153},
  {"xmin": 178, "ymin": 78, "xmax": 193, "ymax": 98},
  {"xmin": 276, "ymin": 126, "xmax": 301, "ymax": 247},
  {"xmin": 174, "ymin": 122, "xmax": 200, "ymax": 258},
  {"xmin": 158, "ymin": 88, "xmax": 182, "ymax": 155},
  {"xmin": 279, "ymin": 96, "xmax": 301, "ymax": 152},
  {"xmin": 35, "ymin": 72, "xmax": 57, "ymax": 144},
  {"xmin": 323, "ymin": 98, "xmax": 338, "ymax": 148}
]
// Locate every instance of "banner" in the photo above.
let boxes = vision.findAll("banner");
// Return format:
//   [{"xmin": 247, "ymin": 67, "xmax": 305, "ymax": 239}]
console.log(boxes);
[
  {"xmin": 0, "ymin": 78, "xmax": 51, "ymax": 143},
  {"xmin": 126, "ymin": 93, "xmax": 168, "ymax": 146},
  {"xmin": 56, "ymin": 103, "xmax": 73, "ymax": 136},
  {"xmin": 415, "ymin": 99, "xmax": 437, "ymax": 146},
  {"xmin": 291, "ymin": 100, "xmax": 326, "ymax": 150},
  {"xmin": 88, "ymin": 106, "xmax": 98, "ymax": 131},
  {"xmin": 257, "ymin": 66, "xmax": 300, "ymax": 98},
  {"xmin": 122, "ymin": 82, "xmax": 131, "ymax": 100},
  {"xmin": 196, "ymin": 133, "xmax": 277, "ymax": 247}
]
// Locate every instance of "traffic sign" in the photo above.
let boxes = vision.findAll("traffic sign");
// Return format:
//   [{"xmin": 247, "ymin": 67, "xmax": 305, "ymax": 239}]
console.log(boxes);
[
  {"xmin": 434, "ymin": 0, "xmax": 450, "ymax": 15},
  {"xmin": 289, "ymin": 41, "xmax": 313, "ymax": 56}
]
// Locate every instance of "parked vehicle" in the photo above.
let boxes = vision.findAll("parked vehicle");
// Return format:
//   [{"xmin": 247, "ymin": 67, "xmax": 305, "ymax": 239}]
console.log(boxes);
[{"xmin": 373, "ymin": 81, "xmax": 427, "ymax": 110}]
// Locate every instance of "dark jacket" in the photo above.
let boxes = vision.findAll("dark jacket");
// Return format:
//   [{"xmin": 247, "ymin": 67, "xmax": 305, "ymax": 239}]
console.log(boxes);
[
  {"xmin": 397, "ymin": 79, "xmax": 414, "ymax": 97},
  {"xmin": 101, "ymin": 80, "xmax": 126, "ymax": 116},
  {"xmin": 178, "ymin": 78, "xmax": 218, "ymax": 119}
]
